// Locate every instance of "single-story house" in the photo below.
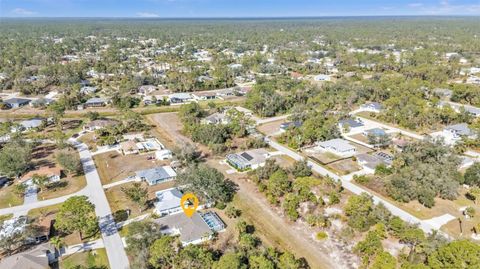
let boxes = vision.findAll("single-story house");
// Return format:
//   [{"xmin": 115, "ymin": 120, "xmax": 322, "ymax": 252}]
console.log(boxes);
[
  {"xmin": 360, "ymin": 102, "xmax": 383, "ymax": 113},
  {"xmin": 153, "ymin": 211, "xmax": 224, "ymax": 246},
  {"xmin": 192, "ymin": 92, "xmax": 217, "ymax": 101},
  {"xmin": 280, "ymin": 121, "xmax": 302, "ymax": 131},
  {"xmin": 443, "ymin": 123, "xmax": 476, "ymax": 142},
  {"xmin": 338, "ymin": 118, "xmax": 364, "ymax": 132},
  {"xmin": 356, "ymin": 152, "xmax": 393, "ymax": 173},
  {"xmin": 19, "ymin": 118, "xmax": 44, "ymax": 130},
  {"xmin": 168, "ymin": 93, "xmax": 193, "ymax": 104},
  {"xmin": 4, "ymin": 98, "xmax": 31, "ymax": 108},
  {"xmin": 226, "ymin": 148, "xmax": 270, "ymax": 170},
  {"xmin": 120, "ymin": 140, "xmax": 139, "ymax": 155},
  {"xmin": 154, "ymin": 188, "xmax": 183, "ymax": 215},
  {"xmin": 83, "ymin": 119, "xmax": 118, "ymax": 131},
  {"xmin": 135, "ymin": 166, "xmax": 177, "ymax": 186},
  {"xmin": 84, "ymin": 97, "xmax": 108, "ymax": 107},
  {"xmin": 433, "ymin": 88, "xmax": 453, "ymax": 99},
  {"xmin": 138, "ymin": 85, "xmax": 156, "ymax": 95},
  {"xmin": 0, "ymin": 243, "xmax": 57, "ymax": 269},
  {"xmin": 316, "ymin": 138, "xmax": 357, "ymax": 157},
  {"xmin": 201, "ymin": 112, "xmax": 229, "ymax": 125},
  {"xmin": 155, "ymin": 149, "xmax": 173, "ymax": 160},
  {"xmin": 21, "ymin": 166, "xmax": 62, "ymax": 183},
  {"xmin": 373, "ymin": 152, "xmax": 394, "ymax": 165},
  {"xmin": 438, "ymin": 101, "xmax": 480, "ymax": 117},
  {"xmin": 314, "ymin": 74, "xmax": 331, "ymax": 81},
  {"xmin": 80, "ymin": 86, "xmax": 97, "ymax": 95}
]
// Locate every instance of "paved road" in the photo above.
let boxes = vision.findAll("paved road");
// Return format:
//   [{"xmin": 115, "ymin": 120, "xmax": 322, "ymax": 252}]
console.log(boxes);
[
  {"xmin": 266, "ymin": 139, "xmax": 451, "ymax": 236},
  {"xmin": 0, "ymin": 189, "xmax": 86, "ymax": 217},
  {"xmin": 71, "ymin": 138, "xmax": 130, "ymax": 269}
]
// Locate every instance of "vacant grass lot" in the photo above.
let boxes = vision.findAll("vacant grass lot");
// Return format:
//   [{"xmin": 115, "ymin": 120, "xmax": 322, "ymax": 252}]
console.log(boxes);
[
  {"xmin": 60, "ymin": 248, "xmax": 109, "ymax": 269},
  {"xmin": 38, "ymin": 175, "xmax": 87, "ymax": 200},
  {"xmin": 0, "ymin": 184, "xmax": 23, "ymax": 208}
]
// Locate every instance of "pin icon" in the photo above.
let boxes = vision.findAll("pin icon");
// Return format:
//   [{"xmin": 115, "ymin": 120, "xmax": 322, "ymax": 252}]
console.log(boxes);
[{"xmin": 180, "ymin": 193, "xmax": 199, "ymax": 218}]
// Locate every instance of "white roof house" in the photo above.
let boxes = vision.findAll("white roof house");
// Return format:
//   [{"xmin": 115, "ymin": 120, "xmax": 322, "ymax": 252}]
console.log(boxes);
[
  {"xmin": 316, "ymin": 138, "xmax": 357, "ymax": 157},
  {"xmin": 360, "ymin": 102, "xmax": 383, "ymax": 113},
  {"xmin": 314, "ymin": 74, "xmax": 331, "ymax": 81},
  {"xmin": 439, "ymin": 123, "xmax": 477, "ymax": 145},
  {"xmin": 155, "ymin": 149, "xmax": 173, "ymax": 160},
  {"xmin": 135, "ymin": 166, "xmax": 177, "ymax": 186},
  {"xmin": 154, "ymin": 188, "xmax": 183, "ymax": 215}
]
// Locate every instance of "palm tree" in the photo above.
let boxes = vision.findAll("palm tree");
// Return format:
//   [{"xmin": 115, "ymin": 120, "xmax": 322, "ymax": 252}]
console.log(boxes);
[{"xmin": 50, "ymin": 236, "xmax": 65, "ymax": 259}]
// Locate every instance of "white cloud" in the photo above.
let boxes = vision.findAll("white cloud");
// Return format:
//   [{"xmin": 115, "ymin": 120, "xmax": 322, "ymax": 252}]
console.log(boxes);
[
  {"xmin": 136, "ymin": 12, "xmax": 160, "ymax": 17},
  {"xmin": 11, "ymin": 8, "xmax": 37, "ymax": 15}
]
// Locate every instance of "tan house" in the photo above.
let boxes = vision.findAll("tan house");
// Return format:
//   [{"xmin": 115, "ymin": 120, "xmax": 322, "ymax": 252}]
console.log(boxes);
[{"xmin": 21, "ymin": 166, "xmax": 62, "ymax": 183}]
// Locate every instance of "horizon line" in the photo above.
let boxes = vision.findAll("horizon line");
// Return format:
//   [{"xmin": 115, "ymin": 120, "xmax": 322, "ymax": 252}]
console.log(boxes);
[{"xmin": 2, "ymin": 15, "xmax": 480, "ymax": 19}]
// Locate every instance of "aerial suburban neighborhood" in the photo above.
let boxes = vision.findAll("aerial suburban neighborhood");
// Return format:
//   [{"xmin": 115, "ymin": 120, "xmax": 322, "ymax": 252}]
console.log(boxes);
[{"xmin": 1, "ymin": 3, "xmax": 480, "ymax": 269}]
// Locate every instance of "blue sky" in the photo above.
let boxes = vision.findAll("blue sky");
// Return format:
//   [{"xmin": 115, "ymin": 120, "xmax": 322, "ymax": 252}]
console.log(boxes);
[{"xmin": 1, "ymin": 0, "xmax": 480, "ymax": 18}]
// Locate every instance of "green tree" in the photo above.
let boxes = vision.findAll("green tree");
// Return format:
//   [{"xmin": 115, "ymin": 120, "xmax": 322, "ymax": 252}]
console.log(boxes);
[
  {"xmin": 56, "ymin": 150, "xmax": 82, "ymax": 175},
  {"xmin": 290, "ymin": 160, "xmax": 312, "ymax": 178},
  {"xmin": 54, "ymin": 196, "xmax": 98, "ymax": 240},
  {"xmin": 214, "ymin": 252, "xmax": 245, "ymax": 269},
  {"xmin": 0, "ymin": 139, "xmax": 32, "ymax": 178},
  {"xmin": 121, "ymin": 182, "xmax": 148, "ymax": 212},
  {"xmin": 428, "ymin": 240, "xmax": 480, "ymax": 269},
  {"xmin": 149, "ymin": 236, "xmax": 177, "ymax": 268},
  {"xmin": 249, "ymin": 255, "xmax": 275, "ymax": 269},
  {"xmin": 32, "ymin": 174, "xmax": 50, "ymax": 192},
  {"xmin": 344, "ymin": 193, "xmax": 376, "ymax": 231},
  {"xmin": 370, "ymin": 251, "xmax": 396, "ymax": 269},
  {"xmin": 176, "ymin": 164, "xmax": 237, "ymax": 204},
  {"xmin": 267, "ymin": 169, "xmax": 291, "ymax": 197},
  {"xmin": 464, "ymin": 163, "xmax": 480, "ymax": 186}
]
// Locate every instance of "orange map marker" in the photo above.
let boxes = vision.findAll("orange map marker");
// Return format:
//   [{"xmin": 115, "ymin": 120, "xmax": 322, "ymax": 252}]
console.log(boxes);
[{"xmin": 180, "ymin": 193, "xmax": 199, "ymax": 218}]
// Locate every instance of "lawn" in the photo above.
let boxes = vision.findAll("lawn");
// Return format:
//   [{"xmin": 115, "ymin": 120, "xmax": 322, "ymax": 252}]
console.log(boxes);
[
  {"xmin": 60, "ymin": 248, "xmax": 109, "ymax": 269},
  {"xmin": 78, "ymin": 132, "xmax": 98, "ymax": 152},
  {"xmin": 0, "ymin": 184, "xmax": 24, "ymax": 208},
  {"xmin": 94, "ymin": 151, "xmax": 167, "ymax": 185},
  {"xmin": 0, "ymin": 214, "xmax": 13, "ymax": 222},
  {"xmin": 38, "ymin": 175, "xmax": 87, "ymax": 200},
  {"xmin": 327, "ymin": 159, "xmax": 361, "ymax": 175}
]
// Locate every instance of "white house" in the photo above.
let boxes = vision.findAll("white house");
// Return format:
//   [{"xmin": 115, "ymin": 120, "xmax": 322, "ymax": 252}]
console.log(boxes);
[
  {"xmin": 154, "ymin": 188, "xmax": 183, "ymax": 215},
  {"xmin": 314, "ymin": 74, "xmax": 331, "ymax": 81},
  {"xmin": 442, "ymin": 123, "xmax": 476, "ymax": 144},
  {"xmin": 155, "ymin": 149, "xmax": 173, "ymax": 160},
  {"xmin": 360, "ymin": 102, "xmax": 383, "ymax": 113},
  {"xmin": 316, "ymin": 138, "xmax": 357, "ymax": 157},
  {"xmin": 338, "ymin": 118, "xmax": 364, "ymax": 133}
]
